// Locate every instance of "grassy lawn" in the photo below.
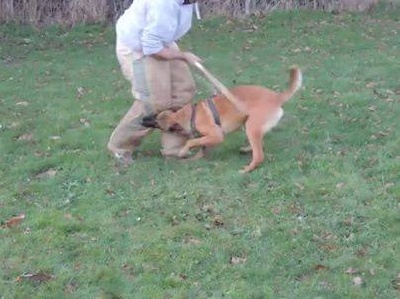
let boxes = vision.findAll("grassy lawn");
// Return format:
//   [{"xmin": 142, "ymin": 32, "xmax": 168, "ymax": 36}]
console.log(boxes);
[{"xmin": 1, "ymin": 4, "xmax": 399, "ymax": 298}]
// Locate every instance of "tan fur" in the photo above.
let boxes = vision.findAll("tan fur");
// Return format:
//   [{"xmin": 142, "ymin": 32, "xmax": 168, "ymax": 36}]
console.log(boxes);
[{"xmin": 155, "ymin": 66, "xmax": 302, "ymax": 173}]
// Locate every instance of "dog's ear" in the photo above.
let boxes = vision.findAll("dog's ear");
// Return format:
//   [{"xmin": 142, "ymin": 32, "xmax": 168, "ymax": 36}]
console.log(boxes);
[{"xmin": 140, "ymin": 114, "xmax": 159, "ymax": 128}]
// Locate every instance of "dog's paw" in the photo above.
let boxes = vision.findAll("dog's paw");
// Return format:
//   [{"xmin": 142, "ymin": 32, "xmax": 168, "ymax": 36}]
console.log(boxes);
[
  {"xmin": 238, "ymin": 168, "xmax": 249, "ymax": 174},
  {"xmin": 178, "ymin": 148, "xmax": 190, "ymax": 158},
  {"xmin": 160, "ymin": 148, "xmax": 180, "ymax": 157},
  {"xmin": 239, "ymin": 164, "xmax": 255, "ymax": 173}
]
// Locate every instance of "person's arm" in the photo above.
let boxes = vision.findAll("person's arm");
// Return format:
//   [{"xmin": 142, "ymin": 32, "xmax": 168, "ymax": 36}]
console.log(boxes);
[
  {"xmin": 152, "ymin": 47, "xmax": 202, "ymax": 65},
  {"xmin": 142, "ymin": 1, "xmax": 201, "ymax": 64},
  {"xmin": 141, "ymin": 1, "xmax": 178, "ymax": 56}
]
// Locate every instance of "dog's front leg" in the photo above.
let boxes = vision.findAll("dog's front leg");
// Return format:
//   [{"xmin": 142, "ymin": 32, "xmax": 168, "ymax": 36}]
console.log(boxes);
[{"xmin": 178, "ymin": 134, "xmax": 224, "ymax": 158}]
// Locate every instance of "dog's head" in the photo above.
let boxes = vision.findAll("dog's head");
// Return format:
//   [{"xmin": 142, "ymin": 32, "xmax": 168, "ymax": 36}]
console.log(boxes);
[
  {"xmin": 141, "ymin": 114, "xmax": 160, "ymax": 129},
  {"xmin": 141, "ymin": 109, "xmax": 188, "ymax": 135}
]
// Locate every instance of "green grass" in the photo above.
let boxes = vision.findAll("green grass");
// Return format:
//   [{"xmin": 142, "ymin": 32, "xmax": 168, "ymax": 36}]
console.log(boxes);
[{"xmin": 1, "ymin": 5, "xmax": 400, "ymax": 299}]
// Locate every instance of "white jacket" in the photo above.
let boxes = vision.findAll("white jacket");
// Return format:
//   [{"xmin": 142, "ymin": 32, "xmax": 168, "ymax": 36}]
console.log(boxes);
[{"xmin": 116, "ymin": 0, "xmax": 194, "ymax": 55}]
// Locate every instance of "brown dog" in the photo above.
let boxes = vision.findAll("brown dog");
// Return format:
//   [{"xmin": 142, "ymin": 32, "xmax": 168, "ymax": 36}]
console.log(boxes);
[{"xmin": 142, "ymin": 66, "xmax": 302, "ymax": 173}]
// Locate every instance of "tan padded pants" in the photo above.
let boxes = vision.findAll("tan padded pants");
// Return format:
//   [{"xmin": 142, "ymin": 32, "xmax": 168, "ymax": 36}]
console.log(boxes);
[{"xmin": 108, "ymin": 42, "xmax": 196, "ymax": 157}]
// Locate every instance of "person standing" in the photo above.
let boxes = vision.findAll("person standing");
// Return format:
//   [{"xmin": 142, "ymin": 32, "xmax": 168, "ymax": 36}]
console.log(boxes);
[{"xmin": 108, "ymin": 0, "xmax": 201, "ymax": 165}]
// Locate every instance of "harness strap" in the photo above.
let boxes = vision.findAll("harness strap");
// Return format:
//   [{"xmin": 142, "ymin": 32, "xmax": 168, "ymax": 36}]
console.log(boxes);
[
  {"xmin": 190, "ymin": 98, "xmax": 221, "ymax": 138},
  {"xmin": 206, "ymin": 98, "xmax": 221, "ymax": 126},
  {"xmin": 190, "ymin": 103, "xmax": 200, "ymax": 137}
]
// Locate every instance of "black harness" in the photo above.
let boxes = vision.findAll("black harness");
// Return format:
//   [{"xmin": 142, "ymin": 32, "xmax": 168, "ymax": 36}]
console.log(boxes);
[
  {"xmin": 206, "ymin": 98, "xmax": 221, "ymax": 126},
  {"xmin": 190, "ymin": 98, "xmax": 221, "ymax": 138}
]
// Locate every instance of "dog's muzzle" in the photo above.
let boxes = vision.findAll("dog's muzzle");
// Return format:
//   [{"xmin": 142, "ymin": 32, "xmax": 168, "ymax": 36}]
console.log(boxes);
[{"xmin": 140, "ymin": 114, "xmax": 160, "ymax": 128}]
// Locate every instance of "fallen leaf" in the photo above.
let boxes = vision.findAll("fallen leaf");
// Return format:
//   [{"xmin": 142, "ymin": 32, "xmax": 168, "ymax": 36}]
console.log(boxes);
[
  {"xmin": 171, "ymin": 215, "xmax": 179, "ymax": 226},
  {"xmin": 356, "ymin": 247, "xmax": 368, "ymax": 257},
  {"xmin": 16, "ymin": 273, "xmax": 54, "ymax": 283},
  {"xmin": 79, "ymin": 118, "xmax": 90, "ymax": 127},
  {"xmin": 242, "ymin": 45, "xmax": 251, "ymax": 51},
  {"xmin": 64, "ymin": 281, "xmax": 78, "ymax": 294},
  {"xmin": 314, "ymin": 264, "xmax": 329, "ymax": 271},
  {"xmin": 105, "ymin": 189, "xmax": 116, "ymax": 196},
  {"xmin": 64, "ymin": 213, "xmax": 75, "ymax": 220},
  {"xmin": 336, "ymin": 182, "xmax": 346, "ymax": 189},
  {"xmin": 230, "ymin": 256, "xmax": 247, "ymax": 265},
  {"xmin": 213, "ymin": 215, "xmax": 224, "ymax": 227},
  {"xmin": 271, "ymin": 207, "xmax": 282, "ymax": 214},
  {"xmin": 366, "ymin": 82, "xmax": 378, "ymax": 88},
  {"xmin": 352, "ymin": 276, "xmax": 363, "ymax": 287},
  {"xmin": 202, "ymin": 204, "xmax": 215, "ymax": 213},
  {"xmin": 319, "ymin": 280, "xmax": 333, "ymax": 290},
  {"xmin": 36, "ymin": 168, "xmax": 57, "ymax": 179},
  {"xmin": 178, "ymin": 273, "xmax": 188, "ymax": 281},
  {"xmin": 2, "ymin": 213, "xmax": 25, "ymax": 228},
  {"xmin": 294, "ymin": 273, "xmax": 311, "ymax": 282},
  {"xmin": 345, "ymin": 267, "xmax": 359, "ymax": 274},
  {"xmin": 391, "ymin": 273, "xmax": 400, "ymax": 290},
  {"xmin": 295, "ymin": 182, "xmax": 305, "ymax": 190},
  {"xmin": 17, "ymin": 133, "xmax": 33, "ymax": 141},
  {"xmin": 385, "ymin": 183, "xmax": 395, "ymax": 189},
  {"xmin": 185, "ymin": 237, "xmax": 202, "ymax": 245},
  {"xmin": 76, "ymin": 87, "xmax": 85, "ymax": 99}
]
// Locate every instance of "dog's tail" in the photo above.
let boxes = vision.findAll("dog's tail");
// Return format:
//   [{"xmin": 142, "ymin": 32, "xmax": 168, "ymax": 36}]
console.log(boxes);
[
  {"xmin": 193, "ymin": 61, "xmax": 246, "ymax": 113},
  {"xmin": 279, "ymin": 66, "xmax": 302, "ymax": 104}
]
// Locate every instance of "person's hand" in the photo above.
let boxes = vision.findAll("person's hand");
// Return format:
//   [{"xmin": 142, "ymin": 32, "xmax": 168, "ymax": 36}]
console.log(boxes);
[{"xmin": 182, "ymin": 51, "xmax": 202, "ymax": 65}]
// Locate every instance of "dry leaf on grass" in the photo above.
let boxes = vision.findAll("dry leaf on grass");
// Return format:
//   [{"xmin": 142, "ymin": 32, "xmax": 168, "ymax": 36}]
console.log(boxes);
[
  {"xmin": 2, "ymin": 213, "xmax": 25, "ymax": 228},
  {"xmin": 201, "ymin": 204, "xmax": 215, "ymax": 213},
  {"xmin": 171, "ymin": 215, "xmax": 179, "ymax": 226},
  {"xmin": 391, "ymin": 273, "xmax": 400, "ymax": 290},
  {"xmin": 76, "ymin": 87, "xmax": 85, "ymax": 99},
  {"xmin": 185, "ymin": 237, "xmax": 202, "ymax": 246},
  {"xmin": 345, "ymin": 267, "xmax": 359, "ymax": 274},
  {"xmin": 36, "ymin": 168, "xmax": 57, "ymax": 179},
  {"xmin": 229, "ymin": 256, "xmax": 247, "ymax": 265},
  {"xmin": 64, "ymin": 213, "xmax": 84, "ymax": 222},
  {"xmin": 16, "ymin": 101, "xmax": 29, "ymax": 106},
  {"xmin": 17, "ymin": 133, "xmax": 33, "ymax": 142},
  {"xmin": 366, "ymin": 82, "xmax": 378, "ymax": 88},
  {"xmin": 213, "ymin": 215, "xmax": 224, "ymax": 227},
  {"xmin": 16, "ymin": 272, "xmax": 54, "ymax": 284},
  {"xmin": 352, "ymin": 276, "xmax": 363, "ymax": 287},
  {"xmin": 314, "ymin": 264, "xmax": 329, "ymax": 271},
  {"xmin": 64, "ymin": 282, "xmax": 78, "ymax": 294},
  {"xmin": 336, "ymin": 182, "xmax": 346, "ymax": 189},
  {"xmin": 79, "ymin": 118, "xmax": 90, "ymax": 127}
]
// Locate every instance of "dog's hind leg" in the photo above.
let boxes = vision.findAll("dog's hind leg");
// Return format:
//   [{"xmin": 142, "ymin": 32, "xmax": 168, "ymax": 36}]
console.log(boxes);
[{"xmin": 241, "ymin": 120, "xmax": 265, "ymax": 173}]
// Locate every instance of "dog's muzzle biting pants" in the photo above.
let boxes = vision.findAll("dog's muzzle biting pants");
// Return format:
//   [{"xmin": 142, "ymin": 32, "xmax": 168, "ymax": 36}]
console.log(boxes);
[{"xmin": 108, "ymin": 41, "xmax": 196, "ymax": 157}]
